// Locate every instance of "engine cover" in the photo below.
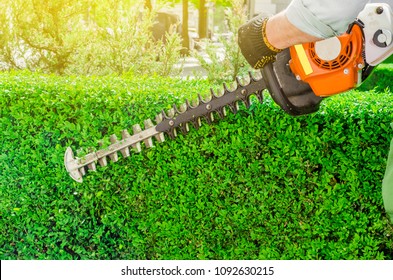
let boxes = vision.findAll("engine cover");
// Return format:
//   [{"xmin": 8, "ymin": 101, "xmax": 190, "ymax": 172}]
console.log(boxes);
[{"xmin": 288, "ymin": 23, "xmax": 365, "ymax": 97}]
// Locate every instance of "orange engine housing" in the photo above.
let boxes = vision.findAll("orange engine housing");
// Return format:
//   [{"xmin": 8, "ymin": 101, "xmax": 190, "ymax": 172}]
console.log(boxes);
[{"xmin": 289, "ymin": 23, "xmax": 365, "ymax": 97}]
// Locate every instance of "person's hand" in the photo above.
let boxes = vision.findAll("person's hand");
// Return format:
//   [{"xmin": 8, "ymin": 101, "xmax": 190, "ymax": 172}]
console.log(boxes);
[{"xmin": 238, "ymin": 14, "xmax": 282, "ymax": 69}]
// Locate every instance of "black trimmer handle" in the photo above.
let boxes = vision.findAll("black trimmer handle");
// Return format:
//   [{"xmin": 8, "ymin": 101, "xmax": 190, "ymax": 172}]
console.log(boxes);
[{"xmin": 261, "ymin": 49, "xmax": 323, "ymax": 116}]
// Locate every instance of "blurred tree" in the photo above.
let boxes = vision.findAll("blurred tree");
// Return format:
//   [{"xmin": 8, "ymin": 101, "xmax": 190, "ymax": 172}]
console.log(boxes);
[
  {"xmin": 198, "ymin": 0, "xmax": 208, "ymax": 38},
  {"xmin": 195, "ymin": 0, "xmax": 235, "ymax": 39},
  {"xmin": 0, "ymin": 0, "xmax": 18, "ymax": 70},
  {"xmin": 8, "ymin": 0, "xmax": 86, "ymax": 74},
  {"xmin": 193, "ymin": 0, "xmax": 250, "ymax": 82},
  {"xmin": 181, "ymin": 0, "xmax": 190, "ymax": 54},
  {"xmin": 214, "ymin": 0, "xmax": 232, "ymax": 6},
  {"xmin": 159, "ymin": 0, "xmax": 235, "ymax": 40},
  {"xmin": 145, "ymin": 0, "xmax": 153, "ymax": 11},
  {"xmin": 71, "ymin": 0, "xmax": 182, "ymax": 76},
  {"xmin": 0, "ymin": 0, "xmax": 184, "ymax": 75}
]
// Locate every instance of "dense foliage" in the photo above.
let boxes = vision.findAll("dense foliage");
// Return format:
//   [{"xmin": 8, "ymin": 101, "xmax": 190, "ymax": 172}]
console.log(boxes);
[{"xmin": 1, "ymin": 66, "xmax": 393, "ymax": 259}]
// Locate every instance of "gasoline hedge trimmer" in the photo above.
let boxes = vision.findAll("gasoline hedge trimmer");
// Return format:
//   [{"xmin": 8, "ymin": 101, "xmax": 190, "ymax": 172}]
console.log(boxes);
[{"xmin": 65, "ymin": 3, "xmax": 393, "ymax": 182}]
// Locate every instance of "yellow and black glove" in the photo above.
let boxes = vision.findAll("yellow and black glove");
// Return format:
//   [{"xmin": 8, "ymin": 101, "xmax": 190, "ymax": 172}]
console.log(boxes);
[{"xmin": 238, "ymin": 14, "xmax": 282, "ymax": 69}]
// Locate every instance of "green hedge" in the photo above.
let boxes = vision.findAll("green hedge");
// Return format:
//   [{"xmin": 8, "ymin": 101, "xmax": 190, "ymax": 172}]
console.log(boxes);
[{"xmin": 1, "ymin": 66, "xmax": 393, "ymax": 260}]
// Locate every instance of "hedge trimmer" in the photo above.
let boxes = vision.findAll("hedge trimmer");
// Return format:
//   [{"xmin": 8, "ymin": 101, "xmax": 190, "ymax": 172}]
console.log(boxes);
[{"xmin": 65, "ymin": 3, "xmax": 393, "ymax": 182}]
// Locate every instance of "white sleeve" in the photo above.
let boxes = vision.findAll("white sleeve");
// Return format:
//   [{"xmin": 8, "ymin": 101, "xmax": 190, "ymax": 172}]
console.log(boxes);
[{"xmin": 285, "ymin": 0, "xmax": 371, "ymax": 38}]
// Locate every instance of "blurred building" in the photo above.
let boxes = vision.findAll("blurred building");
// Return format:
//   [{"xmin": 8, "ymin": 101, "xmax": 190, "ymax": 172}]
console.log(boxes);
[{"xmin": 247, "ymin": 0, "xmax": 291, "ymax": 17}]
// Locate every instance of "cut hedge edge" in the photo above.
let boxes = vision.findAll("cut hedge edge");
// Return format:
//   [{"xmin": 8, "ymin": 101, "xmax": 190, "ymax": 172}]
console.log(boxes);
[{"xmin": 0, "ymin": 67, "xmax": 393, "ymax": 260}]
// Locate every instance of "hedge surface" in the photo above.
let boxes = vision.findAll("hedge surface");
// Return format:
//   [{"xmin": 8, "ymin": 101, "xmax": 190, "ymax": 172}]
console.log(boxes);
[{"xmin": 1, "ymin": 66, "xmax": 393, "ymax": 260}]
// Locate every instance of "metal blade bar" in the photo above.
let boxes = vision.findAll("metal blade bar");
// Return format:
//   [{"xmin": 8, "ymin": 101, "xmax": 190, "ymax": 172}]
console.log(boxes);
[
  {"xmin": 65, "ymin": 126, "xmax": 160, "ymax": 182},
  {"xmin": 156, "ymin": 72, "xmax": 266, "ymax": 135},
  {"xmin": 64, "ymin": 71, "xmax": 266, "ymax": 182}
]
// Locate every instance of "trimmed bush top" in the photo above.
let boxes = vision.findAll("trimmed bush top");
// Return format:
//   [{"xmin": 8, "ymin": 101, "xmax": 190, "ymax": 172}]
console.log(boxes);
[{"xmin": 1, "ymin": 67, "xmax": 393, "ymax": 259}]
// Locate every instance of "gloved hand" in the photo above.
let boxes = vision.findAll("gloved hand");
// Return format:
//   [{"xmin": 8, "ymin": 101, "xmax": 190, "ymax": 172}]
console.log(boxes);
[{"xmin": 238, "ymin": 14, "xmax": 282, "ymax": 69}]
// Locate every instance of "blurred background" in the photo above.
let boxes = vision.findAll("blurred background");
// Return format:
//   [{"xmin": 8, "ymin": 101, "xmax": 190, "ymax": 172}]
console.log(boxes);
[{"xmin": 0, "ymin": 0, "xmax": 292, "ymax": 81}]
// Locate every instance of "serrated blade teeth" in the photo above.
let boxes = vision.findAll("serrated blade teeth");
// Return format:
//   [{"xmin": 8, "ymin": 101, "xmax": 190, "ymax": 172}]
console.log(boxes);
[
  {"xmin": 173, "ymin": 104, "xmax": 181, "ymax": 114},
  {"xmin": 79, "ymin": 167, "xmax": 86, "ymax": 176},
  {"xmin": 228, "ymin": 102, "xmax": 239, "ymax": 114},
  {"xmin": 179, "ymin": 122, "xmax": 190, "ymax": 134},
  {"xmin": 132, "ymin": 124, "xmax": 141, "ymax": 132},
  {"xmin": 256, "ymin": 91, "xmax": 264, "ymax": 102},
  {"xmin": 143, "ymin": 119, "xmax": 154, "ymax": 148},
  {"xmin": 144, "ymin": 119, "xmax": 154, "ymax": 129},
  {"xmin": 155, "ymin": 114, "xmax": 165, "ymax": 143},
  {"xmin": 205, "ymin": 112, "xmax": 214, "ymax": 124},
  {"xmin": 185, "ymin": 99, "xmax": 193, "ymax": 109},
  {"xmin": 216, "ymin": 107, "xmax": 227, "ymax": 119},
  {"xmin": 167, "ymin": 108, "xmax": 175, "ymax": 118},
  {"xmin": 155, "ymin": 114, "xmax": 165, "ymax": 141},
  {"xmin": 155, "ymin": 113, "xmax": 163, "ymax": 124},
  {"xmin": 210, "ymin": 88, "xmax": 220, "ymax": 99},
  {"xmin": 120, "ymin": 130, "xmax": 131, "ymax": 157},
  {"xmin": 110, "ymin": 134, "xmax": 118, "ymax": 142},
  {"xmin": 223, "ymin": 83, "xmax": 230, "ymax": 93},
  {"xmin": 179, "ymin": 103, "xmax": 187, "ymax": 113},
  {"xmin": 132, "ymin": 124, "xmax": 142, "ymax": 153},
  {"xmin": 155, "ymin": 132, "xmax": 165, "ymax": 143},
  {"xmin": 198, "ymin": 93, "xmax": 206, "ymax": 104},
  {"xmin": 210, "ymin": 88, "xmax": 215, "ymax": 99},
  {"xmin": 96, "ymin": 140, "xmax": 108, "ymax": 166},
  {"xmin": 87, "ymin": 162, "xmax": 97, "ymax": 171},
  {"xmin": 98, "ymin": 156, "xmax": 108, "ymax": 167},
  {"xmin": 167, "ymin": 128, "xmax": 177, "ymax": 139},
  {"xmin": 66, "ymin": 69, "xmax": 268, "ymax": 183},
  {"xmin": 235, "ymin": 76, "xmax": 243, "ymax": 87},
  {"xmin": 144, "ymin": 138, "xmax": 153, "ymax": 148},
  {"xmin": 109, "ymin": 134, "xmax": 119, "ymax": 162},
  {"xmin": 161, "ymin": 109, "xmax": 168, "ymax": 119},
  {"xmin": 192, "ymin": 118, "xmax": 202, "ymax": 130},
  {"xmin": 121, "ymin": 129, "xmax": 131, "ymax": 138},
  {"xmin": 254, "ymin": 70, "xmax": 263, "ymax": 79},
  {"xmin": 244, "ymin": 97, "xmax": 252, "ymax": 109}
]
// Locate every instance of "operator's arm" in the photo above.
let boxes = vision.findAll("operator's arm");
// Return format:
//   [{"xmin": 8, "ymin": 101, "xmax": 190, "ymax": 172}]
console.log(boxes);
[
  {"xmin": 265, "ymin": 10, "xmax": 319, "ymax": 50},
  {"xmin": 239, "ymin": 0, "xmax": 370, "ymax": 69},
  {"xmin": 284, "ymin": 0, "xmax": 370, "ymax": 40}
]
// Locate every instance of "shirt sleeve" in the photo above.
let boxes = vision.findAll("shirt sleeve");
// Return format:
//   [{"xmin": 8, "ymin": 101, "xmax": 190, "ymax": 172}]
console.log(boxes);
[{"xmin": 285, "ymin": 0, "xmax": 371, "ymax": 38}]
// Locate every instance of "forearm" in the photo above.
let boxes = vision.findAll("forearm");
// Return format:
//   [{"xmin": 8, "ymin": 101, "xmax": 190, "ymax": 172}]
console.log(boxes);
[
  {"xmin": 238, "ymin": 0, "xmax": 369, "ymax": 69},
  {"xmin": 284, "ymin": 0, "xmax": 370, "ymax": 39},
  {"xmin": 265, "ymin": 11, "xmax": 321, "ymax": 50}
]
